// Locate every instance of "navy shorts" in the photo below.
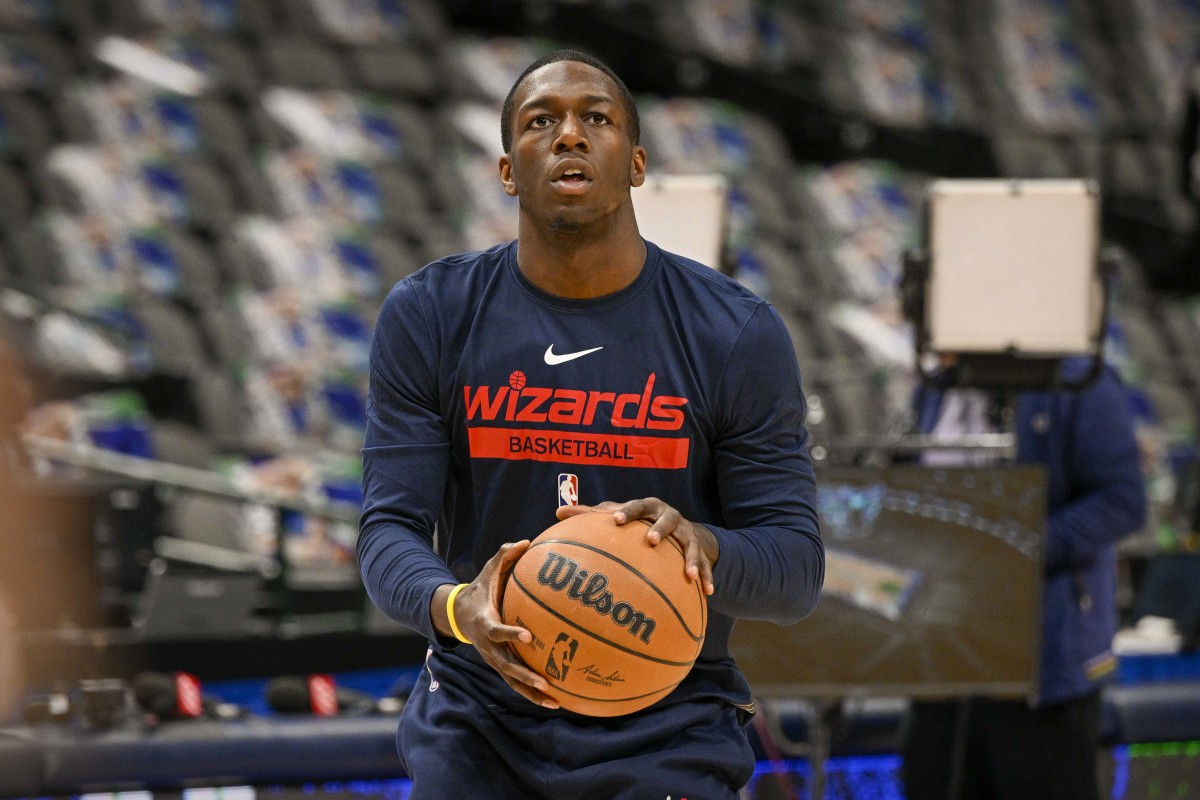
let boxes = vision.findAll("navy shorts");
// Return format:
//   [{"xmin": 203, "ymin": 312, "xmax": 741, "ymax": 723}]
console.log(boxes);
[{"xmin": 397, "ymin": 648, "xmax": 756, "ymax": 800}]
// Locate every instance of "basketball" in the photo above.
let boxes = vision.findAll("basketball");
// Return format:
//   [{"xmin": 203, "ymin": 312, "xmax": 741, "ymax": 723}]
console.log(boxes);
[{"xmin": 501, "ymin": 511, "xmax": 707, "ymax": 717}]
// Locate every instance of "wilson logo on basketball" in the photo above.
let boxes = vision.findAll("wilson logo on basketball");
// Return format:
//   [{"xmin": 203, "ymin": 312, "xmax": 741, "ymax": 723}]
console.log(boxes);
[
  {"xmin": 536, "ymin": 551, "xmax": 657, "ymax": 644},
  {"xmin": 464, "ymin": 372, "xmax": 687, "ymax": 431}
]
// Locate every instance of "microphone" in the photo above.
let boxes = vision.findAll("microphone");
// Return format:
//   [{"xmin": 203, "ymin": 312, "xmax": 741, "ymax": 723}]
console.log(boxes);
[
  {"xmin": 134, "ymin": 671, "xmax": 204, "ymax": 719},
  {"xmin": 133, "ymin": 671, "xmax": 243, "ymax": 721},
  {"xmin": 265, "ymin": 674, "xmax": 391, "ymax": 716}
]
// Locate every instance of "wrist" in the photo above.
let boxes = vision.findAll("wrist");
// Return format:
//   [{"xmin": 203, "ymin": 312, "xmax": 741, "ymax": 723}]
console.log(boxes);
[
  {"xmin": 445, "ymin": 583, "xmax": 473, "ymax": 644},
  {"xmin": 430, "ymin": 582, "xmax": 458, "ymax": 641}
]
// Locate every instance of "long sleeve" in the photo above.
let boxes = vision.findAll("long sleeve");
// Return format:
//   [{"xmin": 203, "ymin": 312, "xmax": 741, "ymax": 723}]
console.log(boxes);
[
  {"xmin": 1041, "ymin": 366, "xmax": 1147, "ymax": 572},
  {"xmin": 357, "ymin": 279, "xmax": 456, "ymax": 642},
  {"xmin": 703, "ymin": 302, "xmax": 825, "ymax": 624}
]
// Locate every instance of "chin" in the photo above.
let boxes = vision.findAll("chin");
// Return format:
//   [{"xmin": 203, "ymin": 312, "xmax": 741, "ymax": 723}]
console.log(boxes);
[{"xmin": 549, "ymin": 216, "xmax": 582, "ymax": 234}]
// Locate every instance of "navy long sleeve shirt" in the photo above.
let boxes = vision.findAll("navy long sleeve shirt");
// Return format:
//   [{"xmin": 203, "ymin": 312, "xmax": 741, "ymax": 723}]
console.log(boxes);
[{"xmin": 358, "ymin": 240, "xmax": 823, "ymax": 708}]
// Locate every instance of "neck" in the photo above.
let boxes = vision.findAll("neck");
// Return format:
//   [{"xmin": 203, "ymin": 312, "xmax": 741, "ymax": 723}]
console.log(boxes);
[{"xmin": 515, "ymin": 209, "xmax": 646, "ymax": 299}]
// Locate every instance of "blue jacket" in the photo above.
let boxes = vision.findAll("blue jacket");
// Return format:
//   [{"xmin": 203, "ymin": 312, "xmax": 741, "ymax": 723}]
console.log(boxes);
[{"xmin": 915, "ymin": 363, "xmax": 1146, "ymax": 704}]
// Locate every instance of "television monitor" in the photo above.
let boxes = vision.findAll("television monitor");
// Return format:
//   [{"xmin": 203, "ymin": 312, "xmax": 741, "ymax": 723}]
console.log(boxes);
[{"xmin": 731, "ymin": 465, "xmax": 1046, "ymax": 700}]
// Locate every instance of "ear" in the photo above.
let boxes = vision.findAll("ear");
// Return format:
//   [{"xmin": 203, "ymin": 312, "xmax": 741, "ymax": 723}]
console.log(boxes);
[
  {"xmin": 629, "ymin": 146, "xmax": 647, "ymax": 188},
  {"xmin": 498, "ymin": 154, "xmax": 517, "ymax": 197}
]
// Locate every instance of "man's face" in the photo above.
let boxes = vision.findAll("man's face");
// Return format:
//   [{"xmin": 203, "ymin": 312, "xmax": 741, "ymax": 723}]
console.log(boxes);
[{"xmin": 499, "ymin": 61, "xmax": 646, "ymax": 234}]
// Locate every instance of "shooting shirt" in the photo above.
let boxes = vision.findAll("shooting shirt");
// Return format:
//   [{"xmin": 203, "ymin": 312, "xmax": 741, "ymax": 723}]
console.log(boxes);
[{"xmin": 359, "ymin": 239, "xmax": 823, "ymax": 707}]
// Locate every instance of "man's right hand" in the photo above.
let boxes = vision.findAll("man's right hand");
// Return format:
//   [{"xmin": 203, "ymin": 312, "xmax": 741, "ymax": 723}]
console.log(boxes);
[{"xmin": 431, "ymin": 541, "xmax": 561, "ymax": 709}]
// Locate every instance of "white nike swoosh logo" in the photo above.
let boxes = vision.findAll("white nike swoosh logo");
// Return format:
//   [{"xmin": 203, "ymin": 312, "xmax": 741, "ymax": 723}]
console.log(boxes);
[{"xmin": 544, "ymin": 344, "xmax": 604, "ymax": 365}]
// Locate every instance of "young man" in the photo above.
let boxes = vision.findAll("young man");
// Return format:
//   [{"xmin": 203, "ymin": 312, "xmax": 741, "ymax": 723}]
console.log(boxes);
[{"xmin": 358, "ymin": 50, "xmax": 824, "ymax": 799}]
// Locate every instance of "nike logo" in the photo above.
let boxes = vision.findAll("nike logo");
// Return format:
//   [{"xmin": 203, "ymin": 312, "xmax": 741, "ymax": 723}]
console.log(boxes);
[{"xmin": 544, "ymin": 344, "xmax": 604, "ymax": 365}]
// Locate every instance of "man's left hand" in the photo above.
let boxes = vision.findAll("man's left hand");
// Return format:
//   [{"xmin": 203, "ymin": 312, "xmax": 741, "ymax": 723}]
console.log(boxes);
[{"xmin": 557, "ymin": 498, "xmax": 718, "ymax": 595}]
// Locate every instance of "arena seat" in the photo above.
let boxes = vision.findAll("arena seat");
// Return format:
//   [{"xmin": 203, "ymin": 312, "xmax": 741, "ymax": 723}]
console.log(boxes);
[
  {"xmin": 347, "ymin": 46, "xmax": 442, "ymax": 100},
  {"xmin": 262, "ymin": 37, "xmax": 352, "ymax": 91},
  {"xmin": 0, "ymin": 161, "xmax": 32, "ymax": 239},
  {"xmin": 0, "ymin": 94, "xmax": 57, "ymax": 163},
  {"xmin": 0, "ymin": 32, "xmax": 77, "ymax": 95}
]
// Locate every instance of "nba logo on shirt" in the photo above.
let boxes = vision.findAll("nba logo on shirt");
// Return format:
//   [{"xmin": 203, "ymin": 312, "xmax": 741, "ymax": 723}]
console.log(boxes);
[{"xmin": 557, "ymin": 473, "xmax": 578, "ymax": 507}]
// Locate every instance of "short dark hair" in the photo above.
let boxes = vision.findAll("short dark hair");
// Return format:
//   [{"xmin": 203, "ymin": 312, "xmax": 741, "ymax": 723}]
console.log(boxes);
[{"xmin": 500, "ymin": 49, "xmax": 640, "ymax": 153}]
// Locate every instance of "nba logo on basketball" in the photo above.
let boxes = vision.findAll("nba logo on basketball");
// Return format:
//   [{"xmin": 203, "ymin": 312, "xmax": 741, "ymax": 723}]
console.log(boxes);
[{"xmin": 557, "ymin": 473, "xmax": 578, "ymax": 507}]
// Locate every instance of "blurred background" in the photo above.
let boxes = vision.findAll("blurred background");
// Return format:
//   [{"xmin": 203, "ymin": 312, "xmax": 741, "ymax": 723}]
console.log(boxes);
[{"xmin": 0, "ymin": 0, "xmax": 1199, "ymax": 798}]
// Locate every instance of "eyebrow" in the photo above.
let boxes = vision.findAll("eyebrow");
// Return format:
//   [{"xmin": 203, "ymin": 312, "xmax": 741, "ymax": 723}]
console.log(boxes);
[{"xmin": 519, "ymin": 94, "xmax": 617, "ymax": 115}]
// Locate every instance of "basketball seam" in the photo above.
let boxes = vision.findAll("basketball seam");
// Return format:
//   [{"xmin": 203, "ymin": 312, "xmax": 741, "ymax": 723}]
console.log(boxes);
[
  {"xmin": 529, "ymin": 538, "xmax": 705, "ymax": 642},
  {"xmin": 509, "ymin": 571, "xmax": 698, "ymax": 668}
]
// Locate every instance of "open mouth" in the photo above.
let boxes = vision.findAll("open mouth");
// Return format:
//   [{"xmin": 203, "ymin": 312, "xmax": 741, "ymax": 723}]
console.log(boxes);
[
  {"xmin": 554, "ymin": 168, "xmax": 590, "ymax": 187},
  {"xmin": 550, "ymin": 159, "xmax": 593, "ymax": 192}
]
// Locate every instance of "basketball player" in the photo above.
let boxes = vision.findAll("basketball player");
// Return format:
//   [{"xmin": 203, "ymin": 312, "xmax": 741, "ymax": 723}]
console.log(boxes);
[{"xmin": 358, "ymin": 50, "xmax": 824, "ymax": 799}]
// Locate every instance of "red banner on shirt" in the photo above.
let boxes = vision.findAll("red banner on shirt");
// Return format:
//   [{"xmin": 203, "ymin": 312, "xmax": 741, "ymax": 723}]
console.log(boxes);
[{"xmin": 468, "ymin": 427, "xmax": 690, "ymax": 469}]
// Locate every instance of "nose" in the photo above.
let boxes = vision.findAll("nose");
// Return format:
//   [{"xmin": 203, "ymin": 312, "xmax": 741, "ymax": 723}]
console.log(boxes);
[{"xmin": 553, "ymin": 113, "xmax": 589, "ymax": 153}]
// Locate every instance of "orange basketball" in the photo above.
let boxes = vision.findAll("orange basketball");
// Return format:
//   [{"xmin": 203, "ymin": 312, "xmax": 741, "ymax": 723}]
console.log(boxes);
[{"xmin": 501, "ymin": 511, "xmax": 707, "ymax": 716}]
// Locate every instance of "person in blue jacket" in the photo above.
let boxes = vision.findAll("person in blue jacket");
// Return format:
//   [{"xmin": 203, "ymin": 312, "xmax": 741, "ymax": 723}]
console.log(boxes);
[
  {"xmin": 901, "ymin": 360, "xmax": 1147, "ymax": 800},
  {"xmin": 357, "ymin": 50, "xmax": 824, "ymax": 799}
]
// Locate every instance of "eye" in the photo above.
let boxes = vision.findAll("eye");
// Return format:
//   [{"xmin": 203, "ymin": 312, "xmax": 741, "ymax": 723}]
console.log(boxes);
[
  {"xmin": 585, "ymin": 113, "xmax": 610, "ymax": 125},
  {"xmin": 529, "ymin": 115, "xmax": 554, "ymax": 129}
]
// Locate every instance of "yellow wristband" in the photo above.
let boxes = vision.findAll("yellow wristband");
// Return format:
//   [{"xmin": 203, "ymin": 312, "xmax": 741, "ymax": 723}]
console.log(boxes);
[{"xmin": 446, "ymin": 583, "xmax": 472, "ymax": 644}]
